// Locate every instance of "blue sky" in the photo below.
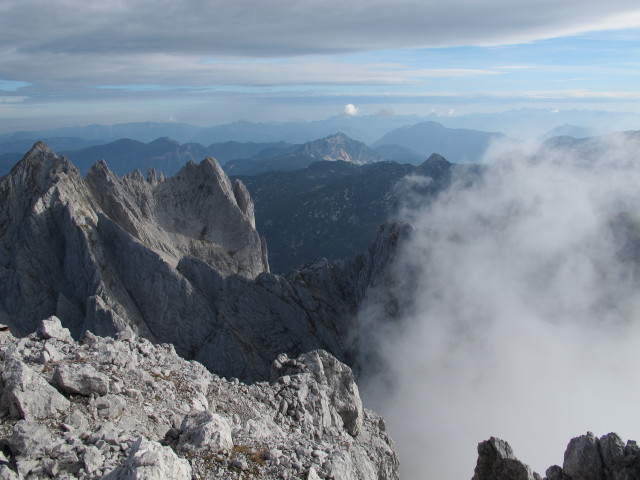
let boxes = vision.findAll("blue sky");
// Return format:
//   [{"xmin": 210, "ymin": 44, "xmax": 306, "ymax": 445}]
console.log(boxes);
[{"xmin": 1, "ymin": 0, "xmax": 639, "ymax": 132}]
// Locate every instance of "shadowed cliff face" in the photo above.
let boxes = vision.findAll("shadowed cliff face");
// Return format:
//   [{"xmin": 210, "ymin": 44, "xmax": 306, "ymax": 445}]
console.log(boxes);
[{"xmin": 0, "ymin": 142, "xmax": 407, "ymax": 381}]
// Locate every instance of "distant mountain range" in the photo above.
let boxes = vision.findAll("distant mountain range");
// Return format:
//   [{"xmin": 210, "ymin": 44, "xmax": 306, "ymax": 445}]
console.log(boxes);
[
  {"xmin": 1, "ymin": 117, "xmax": 637, "ymax": 180},
  {"xmin": 374, "ymin": 121, "xmax": 505, "ymax": 163},
  {"xmin": 2, "ymin": 108, "xmax": 638, "ymax": 147},
  {"xmin": 539, "ymin": 123, "xmax": 609, "ymax": 140}
]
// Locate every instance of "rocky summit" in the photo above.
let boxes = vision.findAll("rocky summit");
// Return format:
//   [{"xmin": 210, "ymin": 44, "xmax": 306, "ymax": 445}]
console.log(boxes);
[{"xmin": 0, "ymin": 316, "xmax": 398, "ymax": 479}]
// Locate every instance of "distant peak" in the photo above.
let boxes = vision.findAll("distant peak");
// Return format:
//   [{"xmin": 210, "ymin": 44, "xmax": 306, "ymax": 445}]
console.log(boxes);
[
  {"xmin": 25, "ymin": 141, "xmax": 56, "ymax": 158},
  {"xmin": 326, "ymin": 132, "xmax": 349, "ymax": 140},
  {"xmin": 424, "ymin": 153, "xmax": 447, "ymax": 163},
  {"xmin": 149, "ymin": 136, "xmax": 180, "ymax": 146}
]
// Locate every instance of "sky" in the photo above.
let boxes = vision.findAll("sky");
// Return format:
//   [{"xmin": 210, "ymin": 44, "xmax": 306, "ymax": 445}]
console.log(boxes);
[
  {"xmin": 1, "ymin": 0, "xmax": 640, "ymax": 132},
  {"xmin": 0, "ymin": 0, "xmax": 640, "ymax": 131}
]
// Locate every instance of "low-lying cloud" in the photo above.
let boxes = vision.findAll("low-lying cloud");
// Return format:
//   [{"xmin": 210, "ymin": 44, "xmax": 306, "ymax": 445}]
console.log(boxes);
[
  {"xmin": 342, "ymin": 104, "xmax": 360, "ymax": 116},
  {"xmin": 360, "ymin": 133, "xmax": 640, "ymax": 478}
]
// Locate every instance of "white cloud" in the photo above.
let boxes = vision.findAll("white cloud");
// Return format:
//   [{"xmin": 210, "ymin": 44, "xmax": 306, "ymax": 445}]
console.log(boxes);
[
  {"xmin": 342, "ymin": 104, "xmax": 359, "ymax": 116},
  {"xmin": 360, "ymin": 133, "xmax": 640, "ymax": 478}
]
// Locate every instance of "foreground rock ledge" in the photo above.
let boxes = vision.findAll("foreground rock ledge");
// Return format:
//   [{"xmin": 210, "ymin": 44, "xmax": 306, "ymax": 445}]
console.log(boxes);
[
  {"xmin": 473, "ymin": 432, "xmax": 640, "ymax": 480},
  {"xmin": 0, "ymin": 317, "xmax": 399, "ymax": 479}
]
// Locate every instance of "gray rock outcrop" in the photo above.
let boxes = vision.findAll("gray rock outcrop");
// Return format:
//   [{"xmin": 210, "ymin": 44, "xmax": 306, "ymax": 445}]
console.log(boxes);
[
  {"xmin": 102, "ymin": 438, "xmax": 192, "ymax": 480},
  {"xmin": 472, "ymin": 433, "xmax": 640, "ymax": 480},
  {"xmin": 0, "ymin": 355, "xmax": 70, "ymax": 420},
  {"xmin": 472, "ymin": 437, "xmax": 540, "ymax": 480},
  {"xmin": 0, "ymin": 318, "xmax": 399, "ymax": 479}
]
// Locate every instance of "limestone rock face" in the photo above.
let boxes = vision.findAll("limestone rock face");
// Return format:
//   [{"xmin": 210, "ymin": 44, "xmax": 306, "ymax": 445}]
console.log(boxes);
[
  {"xmin": 51, "ymin": 363, "xmax": 110, "ymax": 396},
  {"xmin": 271, "ymin": 350, "xmax": 363, "ymax": 437},
  {"xmin": 563, "ymin": 432, "xmax": 604, "ymax": 480},
  {"xmin": 0, "ymin": 144, "xmax": 409, "ymax": 381},
  {"xmin": 103, "ymin": 438, "xmax": 192, "ymax": 480},
  {"xmin": 38, "ymin": 316, "xmax": 73, "ymax": 343},
  {"xmin": 472, "ymin": 437, "xmax": 539, "ymax": 480},
  {"xmin": 0, "ymin": 356, "xmax": 70, "ymax": 420},
  {"xmin": 0, "ymin": 319, "xmax": 399, "ymax": 480},
  {"xmin": 176, "ymin": 410, "xmax": 233, "ymax": 452},
  {"xmin": 472, "ymin": 433, "xmax": 640, "ymax": 480}
]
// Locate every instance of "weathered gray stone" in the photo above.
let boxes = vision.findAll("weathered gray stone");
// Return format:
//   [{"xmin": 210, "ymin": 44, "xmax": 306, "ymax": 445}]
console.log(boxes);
[
  {"xmin": 272, "ymin": 350, "xmax": 363, "ymax": 437},
  {"xmin": 307, "ymin": 466, "xmax": 322, "ymax": 480},
  {"xmin": 52, "ymin": 362, "xmax": 110, "ymax": 396},
  {"xmin": 472, "ymin": 437, "xmax": 538, "ymax": 480},
  {"xmin": 7, "ymin": 420, "xmax": 53, "ymax": 457},
  {"xmin": 39, "ymin": 342, "xmax": 64, "ymax": 364},
  {"xmin": 544, "ymin": 465, "xmax": 569, "ymax": 480},
  {"xmin": 83, "ymin": 445, "xmax": 105, "ymax": 474},
  {"xmin": 103, "ymin": 438, "xmax": 191, "ymax": 480},
  {"xmin": 0, "ymin": 465, "xmax": 19, "ymax": 480},
  {"xmin": 0, "ymin": 357, "xmax": 70, "ymax": 419},
  {"xmin": 177, "ymin": 410, "xmax": 233, "ymax": 452},
  {"xmin": 38, "ymin": 316, "xmax": 73, "ymax": 343},
  {"xmin": 91, "ymin": 394, "xmax": 127, "ymax": 419},
  {"xmin": 563, "ymin": 432, "xmax": 604, "ymax": 480}
]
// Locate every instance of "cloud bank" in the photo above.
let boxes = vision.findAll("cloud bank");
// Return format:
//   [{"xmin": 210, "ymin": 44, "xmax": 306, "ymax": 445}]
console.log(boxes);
[
  {"xmin": 360, "ymin": 133, "xmax": 640, "ymax": 477},
  {"xmin": 2, "ymin": 0, "xmax": 640, "ymax": 58}
]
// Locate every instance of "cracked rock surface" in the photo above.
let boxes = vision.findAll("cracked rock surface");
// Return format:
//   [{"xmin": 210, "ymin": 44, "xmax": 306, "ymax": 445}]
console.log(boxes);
[
  {"xmin": 473, "ymin": 433, "xmax": 640, "ymax": 480},
  {"xmin": 0, "ymin": 317, "xmax": 398, "ymax": 479}
]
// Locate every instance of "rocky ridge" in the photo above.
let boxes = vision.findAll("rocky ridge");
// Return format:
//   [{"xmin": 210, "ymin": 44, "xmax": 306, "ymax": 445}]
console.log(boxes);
[
  {"xmin": 473, "ymin": 433, "xmax": 640, "ymax": 480},
  {"xmin": 0, "ymin": 143, "xmax": 408, "ymax": 381},
  {"xmin": 0, "ymin": 316, "xmax": 398, "ymax": 479}
]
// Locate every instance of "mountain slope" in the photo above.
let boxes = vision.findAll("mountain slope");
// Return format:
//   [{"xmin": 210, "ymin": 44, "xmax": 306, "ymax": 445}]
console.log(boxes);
[
  {"xmin": 60, "ymin": 137, "xmax": 211, "ymax": 176},
  {"xmin": 237, "ymin": 154, "xmax": 462, "ymax": 273},
  {"xmin": 206, "ymin": 140, "xmax": 292, "ymax": 164},
  {"xmin": 224, "ymin": 132, "xmax": 384, "ymax": 176}
]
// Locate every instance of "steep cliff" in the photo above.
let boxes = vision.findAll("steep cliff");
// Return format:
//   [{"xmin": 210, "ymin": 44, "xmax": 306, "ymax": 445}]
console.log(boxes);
[{"xmin": 0, "ymin": 143, "xmax": 408, "ymax": 381}]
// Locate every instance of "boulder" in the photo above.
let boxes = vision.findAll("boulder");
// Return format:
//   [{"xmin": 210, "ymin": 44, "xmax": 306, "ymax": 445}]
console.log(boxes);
[
  {"xmin": 176, "ymin": 410, "xmax": 233, "ymax": 452},
  {"xmin": 6, "ymin": 420, "xmax": 53, "ymax": 457},
  {"xmin": 0, "ymin": 357, "xmax": 69, "ymax": 419},
  {"xmin": 51, "ymin": 363, "xmax": 110, "ymax": 396},
  {"xmin": 37, "ymin": 316, "xmax": 73, "ymax": 343},
  {"xmin": 103, "ymin": 438, "xmax": 191, "ymax": 480}
]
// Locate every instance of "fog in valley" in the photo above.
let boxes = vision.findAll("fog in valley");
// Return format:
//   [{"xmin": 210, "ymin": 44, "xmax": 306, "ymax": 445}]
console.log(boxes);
[{"xmin": 359, "ymin": 134, "xmax": 640, "ymax": 478}]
